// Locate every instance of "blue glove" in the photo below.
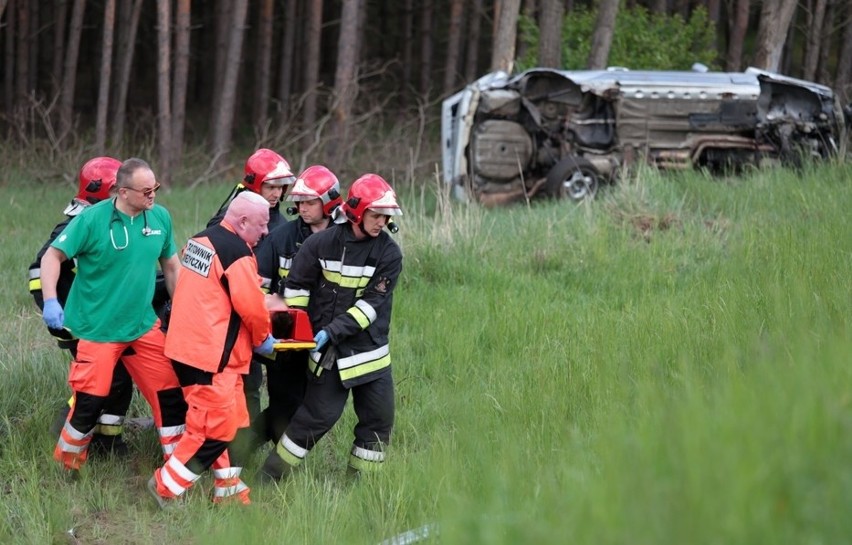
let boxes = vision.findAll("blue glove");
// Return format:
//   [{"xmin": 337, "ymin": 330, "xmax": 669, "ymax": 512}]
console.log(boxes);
[
  {"xmin": 43, "ymin": 298, "xmax": 65, "ymax": 330},
  {"xmin": 254, "ymin": 333, "xmax": 277, "ymax": 356},
  {"xmin": 313, "ymin": 330, "xmax": 330, "ymax": 352}
]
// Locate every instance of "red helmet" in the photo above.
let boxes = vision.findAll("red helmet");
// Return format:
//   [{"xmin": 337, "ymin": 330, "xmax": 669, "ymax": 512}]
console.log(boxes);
[
  {"xmin": 341, "ymin": 174, "xmax": 403, "ymax": 224},
  {"xmin": 243, "ymin": 148, "xmax": 295, "ymax": 193},
  {"xmin": 289, "ymin": 165, "xmax": 342, "ymax": 216},
  {"xmin": 64, "ymin": 156, "xmax": 122, "ymax": 216}
]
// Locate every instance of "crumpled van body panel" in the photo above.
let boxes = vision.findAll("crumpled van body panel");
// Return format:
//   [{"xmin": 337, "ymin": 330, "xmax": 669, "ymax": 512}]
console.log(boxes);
[{"xmin": 441, "ymin": 67, "xmax": 846, "ymax": 205}]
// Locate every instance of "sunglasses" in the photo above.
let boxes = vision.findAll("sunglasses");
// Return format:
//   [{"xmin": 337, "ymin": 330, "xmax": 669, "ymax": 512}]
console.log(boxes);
[{"xmin": 124, "ymin": 183, "xmax": 161, "ymax": 197}]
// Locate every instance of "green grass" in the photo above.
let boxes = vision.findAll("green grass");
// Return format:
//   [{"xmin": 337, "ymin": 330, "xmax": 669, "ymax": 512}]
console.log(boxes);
[{"xmin": 1, "ymin": 162, "xmax": 850, "ymax": 544}]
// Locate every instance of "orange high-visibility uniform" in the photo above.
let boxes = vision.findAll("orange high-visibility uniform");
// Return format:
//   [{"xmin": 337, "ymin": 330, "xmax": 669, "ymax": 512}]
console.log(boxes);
[{"xmin": 152, "ymin": 221, "xmax": 270, "ymax": 504}]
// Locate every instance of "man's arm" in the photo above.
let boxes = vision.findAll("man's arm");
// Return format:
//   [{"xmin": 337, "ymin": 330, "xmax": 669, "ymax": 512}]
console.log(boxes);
[
  {"xmin": 159, "ymin": 254, "xmax": 181, "ymax": 298},
  {"xmin": 40, "ymin": 246, "xmax": 68, "ymax": 300}
]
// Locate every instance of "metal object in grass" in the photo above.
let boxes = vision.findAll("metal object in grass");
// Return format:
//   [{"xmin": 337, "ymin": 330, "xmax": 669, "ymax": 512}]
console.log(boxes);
[{"xmin": 376, "ymin": 523, "xmax": 439, "ymax": 545}]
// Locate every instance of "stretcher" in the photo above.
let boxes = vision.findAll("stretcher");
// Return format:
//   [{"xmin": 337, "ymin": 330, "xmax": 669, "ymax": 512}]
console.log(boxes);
[{"xmin": 270, "ymin": 309, "xmax": 316, "ymax": 351}]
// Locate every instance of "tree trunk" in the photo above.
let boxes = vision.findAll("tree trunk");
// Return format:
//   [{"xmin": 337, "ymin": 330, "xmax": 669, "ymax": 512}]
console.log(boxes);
[
  {"xmin": 419, "ymin": 0, "xmax": 434, "ymax": 96},
  {"xmin": 212, "ymin": 0, "xmax": 231, "ymax": 114},
  {"xmin": 538, "ymin": 0, "xmax": 564, "ymax": 68},
  {"xmin": 706, "ymin": 0, "xmax": 721, "ymax": 51},
  {"xmin": 110, "ymin": 0, "xmax": 142, "ymax": 147},
  {"xmin": 835, "ymin": 0, "xmax": 852, "ymax": 102},
  {"xmin": 211, "ymin": 0, "xmax": 248, "ymax": 167},
  {"xmin": 726, "ymin": 0, "xmax": 749, "ymax": 71},
  {"xmin": 491, "ymin": 0, "xmax": 521, "ymax": 73},
  {"xmin": 302, "ymin": 0, "xmax": 322, "ymax": 130},
  {"xmin": 516, "ymin": 0, "xmax": 537, "ymax": 62},
  {"xmin": 816, "ymin": 0, "xmax": 833, "ymax": 84},
  {"xmin": 27, "ymin": 0, "xmax": 38, "ymax": 93},
  {"xmin": 802, "ymin": 0, "xmax": 827, "ymax": 81},
  {"xmin": 442, "ymin": 0, "xmax": 464, "ymax": 95},
  {"xmin": 587, "ymin": 0, "xmax": 619, "ymax": 69},
  {"xmin": 3, "ymin": 0, "xmax": 14, "ymax": 117},
  {"xmin": 277, "ymin": 0, "xmax": 297, "ymax": 122},
  {"xmin": 253, "ymin": 0, "xmax": 274, "ymax": 130},
  {"xmin": 465, "ymin": 0, "xmax": 483, "ymax": 80},
  {"xmin": 327, "ymin": 0, "xmax": 362, "ymax": 166},
  {"xmin": 58, "ymin": 0, "xmax": 86, "ymax": 142},
  {"xmin": 94, "ymin": 0, "xmax": 114, "ymax": 154},
  {"xmin": 402, "ymin": 0, "xmax": 413, "ymax": 92},
  {"xmin": 171, "ymin": 0, "xmax": 190, "ymax": 171},
  {"xmin": 155, "ymin": 0, "xmax": 172, "ymax": 187},
  {"xmin": 753, "ymin": 0, "xmax": 798, "ymax": 72},
  {"xmin": 50, "ymin": 0, "xmax": 68, "ymax": 99},
  {"xmin": 650, "ymin": 0, "xmax": 667, "ymax": 13},
  {"xmin": 14, "ymin": 0, "xmax": 29, "ymax": 106}
]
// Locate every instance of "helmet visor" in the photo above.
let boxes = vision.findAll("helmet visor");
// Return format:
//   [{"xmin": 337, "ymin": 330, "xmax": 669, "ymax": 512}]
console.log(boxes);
[{"xmin": 63, "ymin": 199, "xmax": 88, "ymax": 217}]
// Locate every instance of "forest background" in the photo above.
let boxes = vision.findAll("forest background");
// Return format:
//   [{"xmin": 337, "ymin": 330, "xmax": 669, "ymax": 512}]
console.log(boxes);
[{"xmin": 1, "ymin": 0, "xmax": 851, "ymax": 189}]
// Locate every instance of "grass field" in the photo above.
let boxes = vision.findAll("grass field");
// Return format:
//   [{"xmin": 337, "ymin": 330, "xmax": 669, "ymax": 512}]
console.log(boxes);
[{"xmin": 1, "ymin": 162, "xmax": 850, "ymax": 544}]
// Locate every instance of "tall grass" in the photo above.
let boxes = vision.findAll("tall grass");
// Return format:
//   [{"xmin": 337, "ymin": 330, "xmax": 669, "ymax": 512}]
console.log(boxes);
[{"xmin": 0, "ymin": 162, "xmax": 849, "ymax": 544}]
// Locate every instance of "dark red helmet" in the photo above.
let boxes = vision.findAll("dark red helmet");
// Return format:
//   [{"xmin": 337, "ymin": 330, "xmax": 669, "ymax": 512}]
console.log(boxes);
[
  {"xmin": 289, "ymin": 165, "xmax": 342, "ymax": 216},
  {"xmin": 243, "ymin": 148, "xmax": 295, "ymax": 193},
  {"xmin": 340, "ymin": 174, "xmax": 402, "ymax": 224},
  {"xmin": 64, "ymin": 156, "xmax": 122, "ymax": 216}
]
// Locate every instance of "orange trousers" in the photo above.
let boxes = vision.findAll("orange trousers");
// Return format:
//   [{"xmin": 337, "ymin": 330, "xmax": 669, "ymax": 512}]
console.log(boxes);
[
  {"xmin": 152, "ymin": 370, "xmax": 251, "ymax": 504},
  {"xmin": 54, "ymin": 322, "xmax": 187, "ymax": 470}
]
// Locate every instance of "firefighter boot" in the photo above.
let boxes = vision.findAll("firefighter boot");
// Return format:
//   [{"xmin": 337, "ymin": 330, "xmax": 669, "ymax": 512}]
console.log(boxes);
[{"xmin": 255, "ymin": 449, "xmax": 293, "ymax": 484}]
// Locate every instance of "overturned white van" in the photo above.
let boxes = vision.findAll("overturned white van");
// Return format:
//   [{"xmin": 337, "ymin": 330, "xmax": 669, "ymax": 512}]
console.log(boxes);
[{"xmin": 441, "ymin": 66, "xmax": 846, "ymax": 205}]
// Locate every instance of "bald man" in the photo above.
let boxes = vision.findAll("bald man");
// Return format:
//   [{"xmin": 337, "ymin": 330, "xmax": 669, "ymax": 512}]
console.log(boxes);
[{"xmin": 149, "ymin": 191, "xmax": 277, "ymax": 507}]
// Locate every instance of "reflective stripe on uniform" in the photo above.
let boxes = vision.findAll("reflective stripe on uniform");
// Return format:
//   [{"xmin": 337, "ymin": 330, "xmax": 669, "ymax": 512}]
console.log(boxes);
[
  {"xmin": 213, "ymin": 467, "xmax": 241, "ymax": 479},
  {"xmin": 352, "ymin": 445, "xmax": 385, "ymax": 462},
  {"xmin": 347, "ymin": 299, "xmax": 377, "ymax": 328},
  {"xmin": 338, "ymin": 345, "xmax": 391, "ymax": 382},
  {"xmin": 276, "ymin": 434, "xmax": 307, "ymax": 466},
  {"xmin": 57, "ymin": 437, "xmax": 88, "ymax": 454},
  {"xmin": 159, "ymin": 424, "xmax": 185, "ymax": 438},
  {"xmin": 63, "ymin": 421, "xmax": 92, "ymax": 441},
  {"xmin": 283, "ymin": 287, "xmax": 309, "ymax": 307},
  {"xmin": 213, "ymin": 480, "xmax": 249, "ymax": 498},
  {"xmin": 277, "ymin": 255, "xmax": 293, "ymax": 280}
]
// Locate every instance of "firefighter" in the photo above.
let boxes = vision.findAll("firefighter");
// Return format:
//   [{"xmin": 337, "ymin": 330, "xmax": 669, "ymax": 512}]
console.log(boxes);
[
  {"xmin": 28, "ymin": 157, "xmax": 136, "ymax": 455},
  {"xmin": 149, "ymin": 191, "xmax": 276, "ymax": 507},
  {"xmin": 207, "ymin": 148, "xmax": 296, "ymax": 430},
  {"xmin": 40, "ymin": 158, "xmax": 187, "ymax": 472},
  {"xmin": 243, "ymin": 165, "xmax": 342, "ymax": 454},
  {"xmin": 207, "ymin": 147, "xmax": 295, "ymax": 232},
  {"xmin": 257, "ymin": 173, "xmax": 404, "ymax": 481}
]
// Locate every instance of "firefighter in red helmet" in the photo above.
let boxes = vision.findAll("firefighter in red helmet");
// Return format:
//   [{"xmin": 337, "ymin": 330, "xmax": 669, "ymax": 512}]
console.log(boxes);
[
  {"xmin": 233, "ymin": 166, "xmax": 342, "ymax": 459},
  {"xmin": 258, "ymin": 173, "xmax": 403, "ymax": 482},
  {"xmin": 28, "ymin": 157, "xmax": 140, "ymax": 455},
  {"xmin": 207, "ymin": 148, "xmax": 296, "ymax": 233},
  {"xmin": 207, "ymin": 149, "xmax": 295, "ymax": 429}
]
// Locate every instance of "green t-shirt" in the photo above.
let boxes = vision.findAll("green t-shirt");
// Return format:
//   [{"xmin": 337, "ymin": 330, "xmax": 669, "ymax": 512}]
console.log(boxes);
[{"xmin": 51, "ymin": 198, "xmax": 177, "ymax": 342}]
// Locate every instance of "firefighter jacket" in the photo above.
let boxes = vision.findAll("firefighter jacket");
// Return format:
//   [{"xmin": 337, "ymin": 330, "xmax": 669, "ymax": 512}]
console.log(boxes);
[
  {"xmin": 29, "ymin": 217, "xmax": 76, "ymax": 311},
  {"xmin": 165, "ymin": 221, "xmax": 271, "ymax": 375},
  {"xmin": 281, "ymin": 223, "xmax": 403, "ymax": 388},
  {"xmin": 207, "ymin": 185, "xmax": 285, "ymax": 235},
  {"xmin": 255, "ymin": 217, "xmax": 314, "ymax": 294},
  {"xmin": 28, "ymin": 217, "xmax": 78, "ymax": 346}
]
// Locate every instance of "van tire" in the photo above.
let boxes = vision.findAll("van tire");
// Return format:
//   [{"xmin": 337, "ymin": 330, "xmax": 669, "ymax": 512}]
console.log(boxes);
[{"xmin": 545, "ymin": 156, "xmax": 600, "ymax": 202}]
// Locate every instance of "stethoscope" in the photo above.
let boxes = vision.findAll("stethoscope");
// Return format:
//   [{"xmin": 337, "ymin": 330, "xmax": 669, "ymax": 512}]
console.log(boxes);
[{"xmin": 110, "ymin": 199, "xmax": 151, "ymax": 251}]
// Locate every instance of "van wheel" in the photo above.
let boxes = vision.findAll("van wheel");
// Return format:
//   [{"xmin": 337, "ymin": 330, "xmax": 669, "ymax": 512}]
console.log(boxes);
[{"xmin": 545, "ymin": 156, "xmax": 600, "ymax": 202}]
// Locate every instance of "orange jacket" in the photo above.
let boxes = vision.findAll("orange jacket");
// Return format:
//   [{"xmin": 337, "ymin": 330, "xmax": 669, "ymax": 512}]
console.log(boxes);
[{"xmin": 165, "ymin": 221, "xmax": 270, "ymax": 374}]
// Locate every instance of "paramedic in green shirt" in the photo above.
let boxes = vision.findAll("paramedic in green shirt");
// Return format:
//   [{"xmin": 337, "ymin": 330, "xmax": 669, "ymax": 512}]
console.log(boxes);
[{"xmin": 40, "ymin": 157, "xmax": 188, "ymax": 472}]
